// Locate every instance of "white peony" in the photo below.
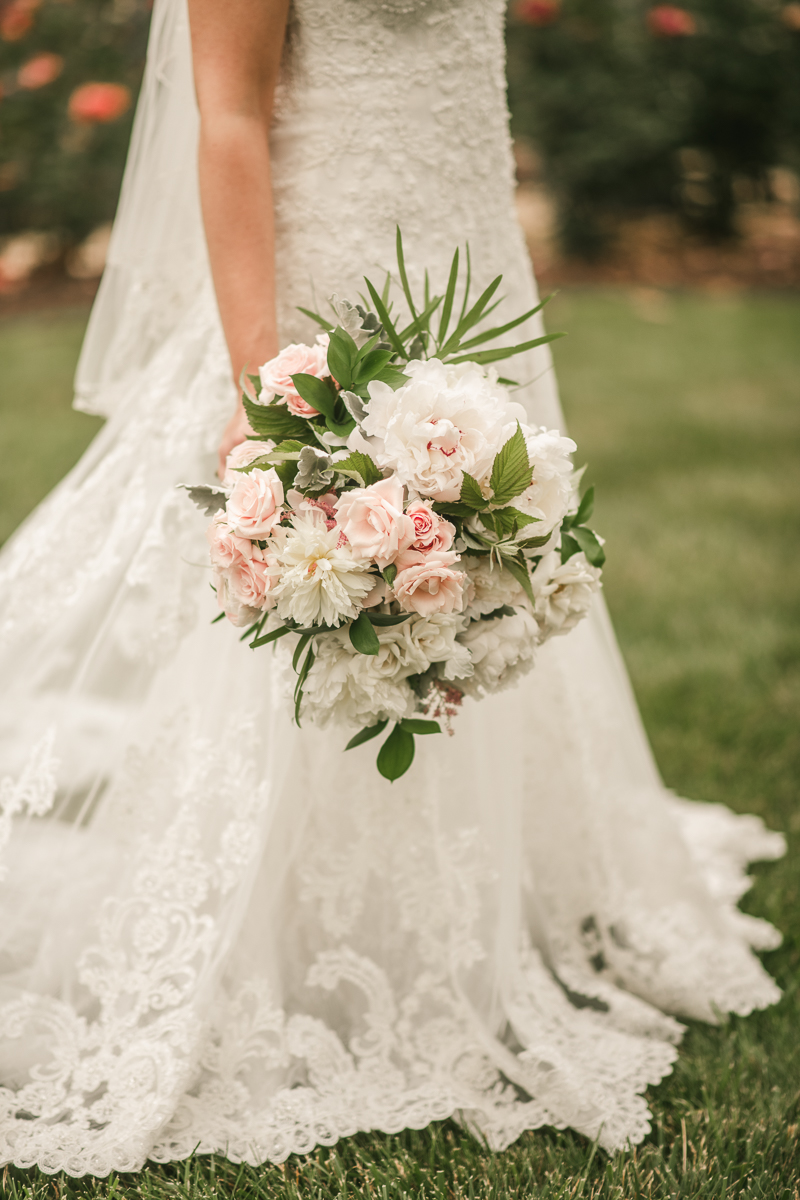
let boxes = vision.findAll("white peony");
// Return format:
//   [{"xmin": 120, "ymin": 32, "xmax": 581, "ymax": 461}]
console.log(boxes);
[
  {"xmin": 301, "ymin": 632, "xmax": 416, "ymax": 729},
  {"xmin": 514, "ymin": 427, "xmax": 577, "ymax": 533},
  {"xmin": 461, "ymin": 556, "xmax": 527, "ymax": 619},
  {"xmin": 531, "ymin": 550, "xmax": 602, "ymax": 640},
  {"xmin": 457, "ymin": 609, "xmax": 539, "ymax": 697},
  {"xmin": 270, "ymin": 507, "xmax": 374, "ymax": 627},
  {"xmin": 360, "ymin": 358, "xmax": 522, "ymax": 502}
]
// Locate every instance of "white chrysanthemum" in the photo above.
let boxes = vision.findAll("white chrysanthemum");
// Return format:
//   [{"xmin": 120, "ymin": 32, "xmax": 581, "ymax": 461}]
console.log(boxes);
[
  {"xmin": 457, "ymin": 609, "xmax": 538, "ymax": 697},
  {"xmin": 271, "ymin": 508, "xmax": 374, "ymax": 627},
  {"xmin": 360, "ymin": 358, "xmax": 522, "ymax": 502},
  {"xmin": 301, "ymin": 633, "xmax": 416, "ymax": 729},
  {"xmin": 461, "ymin": 556, "xmax": 527, "ymax": 619},
  {"xmin": 514, "ymin": 427, "xmax": 577, "ymax": 533},
  {"xmin": 531, "ymin": 550, "xmax": 602, "ymax": 640}
]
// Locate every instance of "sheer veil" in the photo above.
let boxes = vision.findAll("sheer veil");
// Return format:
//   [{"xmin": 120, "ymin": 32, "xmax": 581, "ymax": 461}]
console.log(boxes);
[{"xmin": 74, "ymin": 0, "xmax": 209, "ymax": 419}]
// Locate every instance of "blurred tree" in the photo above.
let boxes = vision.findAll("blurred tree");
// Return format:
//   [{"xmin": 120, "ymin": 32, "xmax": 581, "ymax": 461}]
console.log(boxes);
[
  {"xmin": 0, "ymin": 0, "xmax": 150, "ymax": 245},
  {"xmin": 507, "ymin": 0, "xmax": 800, "ymax": 253}
]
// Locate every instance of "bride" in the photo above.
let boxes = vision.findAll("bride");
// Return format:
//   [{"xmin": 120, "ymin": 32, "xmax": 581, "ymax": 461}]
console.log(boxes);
[{"xmin": 0, "ymin": 0, "xmax": 784, "ymax": 1178}]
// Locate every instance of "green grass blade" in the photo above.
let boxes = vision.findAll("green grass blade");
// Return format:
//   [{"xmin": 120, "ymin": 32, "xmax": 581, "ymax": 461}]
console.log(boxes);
[{"xmin": 365, "ymin": 277, "xmax": 407, "ymax": 358}]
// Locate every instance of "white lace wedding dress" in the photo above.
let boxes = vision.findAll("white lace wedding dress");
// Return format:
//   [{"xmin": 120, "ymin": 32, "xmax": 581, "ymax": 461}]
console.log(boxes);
[{"xmin": 0, "ymin": 0, "xmax": 784, "ymax": 1178}]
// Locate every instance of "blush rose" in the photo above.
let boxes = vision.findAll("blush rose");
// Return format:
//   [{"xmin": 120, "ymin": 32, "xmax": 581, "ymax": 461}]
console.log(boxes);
[
  {"xmin": 226, "ymin": 467, "xmax": 284, "ymax": 538},
  {"xmin": 334, "ymin": 477, "xmax": 415, "ymax": 568},
  {"xmin": 405, "ymin": 501, "xmax": 455, "ymax": 554},
  {"xmin": 392, "ymin": 549, "xmax": 465, "ymax": 616},
  {"xmin": 258, "ymin": 336, "xmax": 330, "ymax": 418}
]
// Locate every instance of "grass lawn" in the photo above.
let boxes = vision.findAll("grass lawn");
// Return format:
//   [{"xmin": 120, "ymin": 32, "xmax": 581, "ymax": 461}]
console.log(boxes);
[{"xmin": 1, "ymin": 292, "xmax": 798, "ymax": 1198}]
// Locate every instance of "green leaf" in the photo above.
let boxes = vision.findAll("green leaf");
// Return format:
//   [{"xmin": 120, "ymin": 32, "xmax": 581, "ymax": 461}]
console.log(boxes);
[
  {"xmin": 448, "ymin": 332, "xmax": 565, "ymax": 367},
  {"xmin": 570, "ymin": 525, "xmax": 606, "ymax": 568},
  {"xmin": 326, "ymin": 415, "xmax": 358, "ymax": 438},
  {"xmin": 179, "ymin": 484, "xmax": 228, "ymax": 516},
  {"xmin": 560, "ymin": 533, "xmax": 580, "ymax": 564},
  {"xmin": 297, "ymin": 305, "xmax": 333, "ymax": 332},
  {"xmin": 437, "ymin": 246, "xmax": 460, "ymax": 347},
  {"xmin": 490, "ymin": 424, "xmax": 534, "ymax": 506},
  {"xmin": 456, "ymin": 300, "xmax": 547, "ymax": 352},
  {"xmin": 460, "ymin": 472, "xmax": 487, "ymax": 509},
  {"xmin": 366, "ymin": 612, "xmax": 412, "ymax": 626},
  {"xmin": 395, "ymin": 226, "xmax": 419, "ymax": 329},
  {"xmin": 503, "ymin": 555, "xmax": 535, "ymax": 607},
  {"xmin": 399, "ymin": 718, "xmax": 441, "ymax": 735},
  {"xmin": 376, "ymin": 723, "xmax": 415, "ymax": 781},
  {"xmin": 439, "ymin": 274, "xmax": 502, "ymax": 357},
  {"xmin": 431, "ymin": 501, "xmax": 477, "ymax": 520},
  {"xmin": 382, "ymin": 563, "xmax": 398, "ymax": 588},
  {"xmin": 353, "ymin": 349, "xmax": 394, "ymax": 384},
  {"xmin": 489, "ymin": 506, "xmax": 539, "ymax": 538},
  {"xmin": 211, "ymin": 610, "xmax": 226, "ymax": 625},
  {"xmin": 397, "ymin": 294, "xmax": 442, "ymax": 343},
  {"xmin": 457, "ymin": 242, "xmax": 472, "ymax": 327},
  {"xmin": 251, "ymin": 624, "xmax": 291, "ymax": 649},
  {"xmin": 372, "ymin": 366, "xmax": 408, "ymax": 390},
  {"xmin": 290, "ymin": 373, "xmax": 336, "ymax": 419},
  {"xmin": 292, "ymin": 632, "xmax": 313, "ymax": 673},
  {"xmin": 293, "ymin": 642, "xmax": 316, "ymax": 726},
  {"xmin": 574, "ymin": 485, "xmax": 595, "ymax": 527},
  {"xmin": 243, "ymin": 397, "xmax": 319, "ymax": 444},
  {"xmin": 327, "ymin": 326, "xmax": 358, "ymax": 390},
  {"xmin": 335, "ymin": 451, "xmax": 382, "ymax": 488},
  {"xmin": 345, "ymin": 719, "xmax": 389, "ymax": 751},
  {"xmin": 364, "ymin": 278, "xmax": 407, "ymax": 359},
  {"xmin": 349, "ymin": 611, "xmax": 381, "ymax": 655}
]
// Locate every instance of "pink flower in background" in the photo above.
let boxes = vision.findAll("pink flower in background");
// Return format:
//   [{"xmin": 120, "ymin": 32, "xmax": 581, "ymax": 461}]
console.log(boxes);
[
  {"xmin": 68, "ymin": 82, "xmax": 132, "ymax": 124},
  {"xmin": 226, "ymin": 467, "xmax": 284, "ymax": 538},
  {"xmin": 334, "ymin": 478, "xmax": 415, "ymax": 568},
  {"xmin": 1, "ymin": 0, "xmax": 40, "ymax": 42},
  {"xmin": 647, "ymin": 6, "xmax": 696, "ymax": 36},
  {"xmin": 392, "ymin": 549, "xmax": 465, "ymax": 616},
  {"xmin": 514, "ymin": 0, "xmax": 559, "ymax": 26},
  {"xmin": 405, "ymin": 501, "xmax": 455, "ymax": 554},
  {"xmin": 258, "ymin": 338, "xmax": 330, "ymax": 417},
  {"xmin": 782, "ymin": 3, "xmax": 800, "ymax": 30},
  {"xmin": 17, "ymin": 52, "xmax": 63, "ymax": 89}
]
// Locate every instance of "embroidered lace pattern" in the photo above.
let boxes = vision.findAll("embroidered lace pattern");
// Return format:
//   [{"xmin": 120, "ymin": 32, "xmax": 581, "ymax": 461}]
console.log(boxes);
[{"xmin": 0, "ymin": 0, "xmax": 784, "ymax": 1177}]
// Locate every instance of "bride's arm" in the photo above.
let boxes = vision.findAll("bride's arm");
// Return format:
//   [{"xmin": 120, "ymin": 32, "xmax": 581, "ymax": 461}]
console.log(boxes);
[{"xmin": 188, "ymin": 0, "xmax": 290, "ymax": 476}]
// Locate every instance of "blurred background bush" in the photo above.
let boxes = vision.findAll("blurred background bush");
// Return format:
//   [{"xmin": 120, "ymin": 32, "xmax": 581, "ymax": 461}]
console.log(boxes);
[
  {"xmin": 0, "ymin": 0, "xmax": 149, "ymax": 288},
  {"xmin": 1, "ymin": 0, "xmax": 798, "ymax": 289},
  {"xmin": 507, "ymin": 0, "xmax": 800, "ymax": 255}
]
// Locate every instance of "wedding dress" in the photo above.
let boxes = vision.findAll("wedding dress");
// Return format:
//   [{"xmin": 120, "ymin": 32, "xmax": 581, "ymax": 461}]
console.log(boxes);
[{"xmin": 0, "ymin": 0, "xmax": 784, "ymax": 1177}]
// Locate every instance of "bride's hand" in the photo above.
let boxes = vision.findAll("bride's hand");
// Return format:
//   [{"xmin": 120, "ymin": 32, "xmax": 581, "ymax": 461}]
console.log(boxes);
[{"xmin": 217, "ymin": 402, "xmax": 254, "ymax": 479}]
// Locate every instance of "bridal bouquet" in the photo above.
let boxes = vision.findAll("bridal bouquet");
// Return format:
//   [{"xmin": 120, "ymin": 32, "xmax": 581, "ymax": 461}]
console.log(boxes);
[{"xmin": 186, "ymin": 233, "xmax": 604, "ymax": 779}]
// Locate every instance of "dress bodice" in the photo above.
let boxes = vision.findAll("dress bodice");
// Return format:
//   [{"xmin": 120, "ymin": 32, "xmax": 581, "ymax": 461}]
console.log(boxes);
[{"xmin": 270, "ymin": 0, "xmax": 544, "ymax": 413}]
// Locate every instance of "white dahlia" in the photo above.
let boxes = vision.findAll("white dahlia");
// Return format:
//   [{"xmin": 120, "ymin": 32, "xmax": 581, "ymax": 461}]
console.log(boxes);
[
  {"xmin": 271, "ymin": 508, "xmax": 374, "ymax": 628},
  {"xmin": 359, "ymin": 358, "xmax": 522, "ymax": 502}
]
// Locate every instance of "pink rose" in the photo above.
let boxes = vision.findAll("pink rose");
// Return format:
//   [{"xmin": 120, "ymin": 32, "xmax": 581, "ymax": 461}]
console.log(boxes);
[
  {"xmin": 392, "ymin": 549, "xmax": 465, "ymax": 616},
  {"xmin": 212, "ymin": 565, "xmax": 264, "ymax": 628},
  {"xmin": 258, "ymin": 337, "xmax": 329, "ymax": 418},
  {"xmin": 334, "ymin": 477, "xmax": 415, "ymax": 568},
  {"xmin": 406, "ymin": 501, "xmax": 455, "ymax": 554},
  {"xmin": 206, "ymin": 513, "xmax": 254, "ymax": 569},
  {"xmin": 226, "ymin": 467, "xmax": 284, "ymax": 538},
  {"xmin": 223, "ymin": 439, "xmax": 274, "ymax": 485},
  {"xmin": 227, "ymin": 545, "xmax": 272, "ymax": 611}
]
